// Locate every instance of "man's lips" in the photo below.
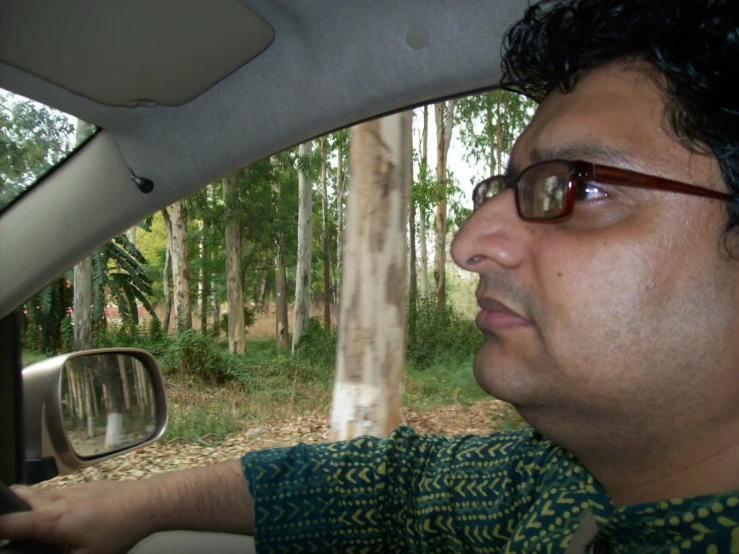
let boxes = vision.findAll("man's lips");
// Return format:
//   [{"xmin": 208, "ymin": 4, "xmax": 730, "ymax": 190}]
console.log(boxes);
[{"xmin": 475, "ymin": 298, "xmax": 533, "ymax": 332}]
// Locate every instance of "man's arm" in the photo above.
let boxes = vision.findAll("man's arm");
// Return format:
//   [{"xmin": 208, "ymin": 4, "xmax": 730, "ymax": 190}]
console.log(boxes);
[{"xmin": 0, "ymin": 460, "xmax": 253, "ymax": 554}]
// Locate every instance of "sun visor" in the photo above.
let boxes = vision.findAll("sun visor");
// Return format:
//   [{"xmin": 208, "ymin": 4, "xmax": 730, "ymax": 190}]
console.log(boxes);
[{"xmin": 0, "ymin": 0, "xmax": 274, "ymax": 107}]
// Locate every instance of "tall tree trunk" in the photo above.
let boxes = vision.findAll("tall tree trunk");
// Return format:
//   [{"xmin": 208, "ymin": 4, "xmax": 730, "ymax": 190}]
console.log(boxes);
[
  {"xmin": 199, "ymin": 194, "xmax": 210, "ymax": 334},
  {"xmin": 223, "ymin": 174, "xmax": 245, "ymax": 355},
  {"xmin": 73, "ymin": 255, "xmax": 91, "ymax": 351},
  {"xmin": 330, "ymin": 113, "xmax": 410, "ymax": 441},
  {"xmin": 487, "ymin": 100, "xmax": 496, "ymax": 175},
  {"xmin": 273, "ymin": 156, "xmax": 290, "ymax": 348},
  {"xmin": 162, "ymin": 244, "xmax": 172, "ymax": 333},
  {"xmin": 407, "ymin": 111, "xmax": 417, "ymax": 309},
  {"xmin": 275, "ymin": 243, "xmax": 289, "ymax": 349},
  {"xmin": 419, "ymin": 106, "xmax": 430, "ymax": 298},
  {"xmin": 321, "ymin": 137, "xmax": 331, "ymax": 331},
  {"xmin": 335, "ymin": 144, "xmax": 346, "ymax": 314},
  {"xmin": 292, "ymin": 140, "xmax": 313, "ymax": 354},
  {"xmin": 163, "ymin": 202, "xmax": 192, "ymax": 331},
  {"xmin": 128, "ymin": 225, "xmax": 137, "ymax": 247},
  {"xmin": 434, "ymin": 100, "xmax": 455, "ymax": 309},
  {"xmin": 496, "ymin": 95, "xmax": 508, "ymax": 175},
  {"xmin": 73, "ymin": 120, "xmax": 92, "ymax": 351}
]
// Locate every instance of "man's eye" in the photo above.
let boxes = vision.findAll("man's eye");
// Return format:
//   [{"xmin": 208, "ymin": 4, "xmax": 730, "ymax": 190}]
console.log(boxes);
[{"xmin": 575, "ymin": 182, "xmax": 608, "ymax": 201}]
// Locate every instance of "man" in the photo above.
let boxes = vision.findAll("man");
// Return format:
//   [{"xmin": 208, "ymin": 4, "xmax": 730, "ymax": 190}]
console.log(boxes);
[{"xmin": 2, "ymin": 0, "xmax": 738, "ymax": 552}]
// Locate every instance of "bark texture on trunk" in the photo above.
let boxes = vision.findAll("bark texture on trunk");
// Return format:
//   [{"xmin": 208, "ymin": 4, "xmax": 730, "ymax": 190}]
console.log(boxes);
[
  {"xmin": 73, "ymin": 255, "xmax": 92, "ymax": 352},
  {"xmin": 419, "ymin": 106, "xmax": 429, "ymax": 298},
  {"xmin": 406, "ymin": 111, "xmax": 417, "ymax": 308},
  {"xmin": 164, "ymin": 202, "xmax": 192, "ymax": 331},
  {"xmin": 335, "ymin": 145, "xmax": 345, "ymax": 314},
  {"xmin": 321, "ymin": 137, "xmax": 331, "ymax": 330},
  {"xmin": 292, "ymin": 140, "xmax": 313, "ymax": 353},
  {"xmin": 162, "ymin": 244, "xmax": 172, "ymax": 333},
  {"xmin": 275, "ymin": 245, "xmax": 289, "ymax": 349},
  {"xmin": 330, "ymin": 113, "xmax": 410, "ymax": 441},
  {"xmin": 223, "ymin": 174, "xmax": 245, "ymax": 354},
  {"xmin": 433, "ymin": 100, "xmax": 455, "ymax": 309}
]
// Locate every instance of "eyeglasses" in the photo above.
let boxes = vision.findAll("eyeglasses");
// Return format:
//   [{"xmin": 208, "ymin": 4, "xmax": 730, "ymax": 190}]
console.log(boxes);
[{"xmin": 472, "ymin": 159, "xmax": 733, "ymax": 222}]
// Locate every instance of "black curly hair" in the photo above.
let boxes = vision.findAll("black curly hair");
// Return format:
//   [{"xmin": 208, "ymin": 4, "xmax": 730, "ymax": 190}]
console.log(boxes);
[{"xmin": 500, "ymin": 0, "xmax": 739, "ymax": 233}]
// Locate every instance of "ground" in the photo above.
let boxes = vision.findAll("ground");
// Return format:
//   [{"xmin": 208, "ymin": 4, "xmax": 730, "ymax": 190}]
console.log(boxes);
[{"xmin": 38, "ymin": 399, "xmax": 526, "ymax": 488}]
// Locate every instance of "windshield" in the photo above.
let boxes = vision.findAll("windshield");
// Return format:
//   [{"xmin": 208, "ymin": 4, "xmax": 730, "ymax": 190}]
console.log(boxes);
[{"xmin": 0, "ymin": 89, "xmax": 96, "ymax": 211}]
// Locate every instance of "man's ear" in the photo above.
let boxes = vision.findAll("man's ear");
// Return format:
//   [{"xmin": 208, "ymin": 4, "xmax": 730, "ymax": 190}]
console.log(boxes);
[{"xmin": 720, "ymin": 228, "xmax": 739, "ymax": 261}]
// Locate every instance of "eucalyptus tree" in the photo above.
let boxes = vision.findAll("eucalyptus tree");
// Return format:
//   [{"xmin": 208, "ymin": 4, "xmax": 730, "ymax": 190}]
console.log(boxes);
[
  {"xmin": 434, "ymin": 100, "xmax": 455, "ymax": 309},
  {"xmin": 332, "ymin": 129, "xmax": 349, "ymax": 313},
  {"xmin": 331, "ymin": 111, "xmax": 411, "ymax": 441},
  {"xmin": 72, "ymin": 120, "xmax": 95, "ymax": 351},
  {"xmin": 455, "ymin": 90, "xmax": 536, "ymax": 180},
  {"xmin": 292, "ymin": 140, "xmax": 313, "ymax": 354},
  {"xmin": 417, "ymin": 105, "xmax": 431, "ymax": 299}
]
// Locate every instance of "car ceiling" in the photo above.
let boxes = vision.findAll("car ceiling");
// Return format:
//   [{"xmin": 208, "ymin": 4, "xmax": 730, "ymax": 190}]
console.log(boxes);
[{"xmin": 0, "ymin": 0, "xmax": 529, "ymax": 319}]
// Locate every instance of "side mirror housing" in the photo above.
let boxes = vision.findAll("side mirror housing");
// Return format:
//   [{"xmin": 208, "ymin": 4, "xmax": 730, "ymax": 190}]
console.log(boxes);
[{"xmin": 22, "ymin": 348, "xmax": 168, "ymax": 484}]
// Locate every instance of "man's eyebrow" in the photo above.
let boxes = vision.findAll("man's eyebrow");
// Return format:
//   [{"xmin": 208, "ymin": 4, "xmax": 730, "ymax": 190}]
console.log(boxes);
[{"xmin": 507, "ymin": 143, "xmax": 638, "ymax": 178}]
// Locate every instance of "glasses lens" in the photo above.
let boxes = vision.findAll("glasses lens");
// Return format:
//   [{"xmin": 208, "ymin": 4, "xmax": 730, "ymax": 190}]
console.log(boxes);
[
  {"xmin": 472, "ymin": 176, "xmax": 507, "ymax": 210},
  {"xmin": 517, "ymin": 162, "xmax": 572, "ymax": 219}
]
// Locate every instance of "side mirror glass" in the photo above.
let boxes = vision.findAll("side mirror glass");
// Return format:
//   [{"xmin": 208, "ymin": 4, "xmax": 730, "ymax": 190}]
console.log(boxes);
[
  {"xmin": 23, "ymin": 348, "xmax": 167, "ymax": 484},
  {"xmin": 60, "ymin": 354, "xmax": 157, "ymax": 458}
]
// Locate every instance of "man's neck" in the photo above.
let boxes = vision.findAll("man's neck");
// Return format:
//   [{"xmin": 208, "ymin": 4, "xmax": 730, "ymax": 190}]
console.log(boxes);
[{"xmin": 573, "ymin": 423, "xmax": 739, "ymax": 508}]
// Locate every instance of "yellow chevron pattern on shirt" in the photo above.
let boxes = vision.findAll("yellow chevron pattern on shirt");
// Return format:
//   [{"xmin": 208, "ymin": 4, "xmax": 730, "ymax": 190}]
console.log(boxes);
[{"xmin": 242, "ymin": 426, "xmax": 739, "ymax": 553}]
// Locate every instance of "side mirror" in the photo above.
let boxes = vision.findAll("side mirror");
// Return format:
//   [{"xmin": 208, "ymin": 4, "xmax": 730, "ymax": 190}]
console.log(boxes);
[{"xmin": 22, "ymin": 348, "xmax": 168, "ymax": 484}]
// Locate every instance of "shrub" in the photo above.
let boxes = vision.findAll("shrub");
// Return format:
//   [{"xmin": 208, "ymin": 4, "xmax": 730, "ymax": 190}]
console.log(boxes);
[
  {"xmin": 158, "ymin": 329, "xmax": 229, "ymax": 384},
  {"xmin": 406, "ymin": 298, "xmax": 482, "ymax": 370},
  {"xmin": 294, "ymin": 317, "xmax": 337, "ymax": 367}
]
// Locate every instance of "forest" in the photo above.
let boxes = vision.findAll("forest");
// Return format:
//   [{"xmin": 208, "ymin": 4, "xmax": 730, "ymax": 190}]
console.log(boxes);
[{"xmin": 2, "ymin": 88, "xmax": 535, "ymax": 441}]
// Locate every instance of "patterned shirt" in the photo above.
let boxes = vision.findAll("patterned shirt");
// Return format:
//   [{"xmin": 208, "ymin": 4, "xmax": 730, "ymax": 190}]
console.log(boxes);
[{"xmin": 241, "ymin": 426, "xmax": 739, "ymax": 553}]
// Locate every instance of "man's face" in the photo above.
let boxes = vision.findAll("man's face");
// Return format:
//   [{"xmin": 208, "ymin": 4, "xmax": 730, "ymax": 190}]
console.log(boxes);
[{"xmin": 451, "ymin": 61, "xmax": 739, "ymax": 444}]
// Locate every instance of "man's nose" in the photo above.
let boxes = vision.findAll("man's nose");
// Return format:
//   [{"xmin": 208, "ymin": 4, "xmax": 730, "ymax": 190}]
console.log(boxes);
[{"xmin": 451, "ymin": 189, "xmax": 531, "ymax": 273}]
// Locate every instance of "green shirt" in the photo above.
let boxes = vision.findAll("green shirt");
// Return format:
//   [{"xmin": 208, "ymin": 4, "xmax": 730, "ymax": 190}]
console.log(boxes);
[{"xmin": 241, "ymin": 426, "xmax": 739, "ymax": 553}]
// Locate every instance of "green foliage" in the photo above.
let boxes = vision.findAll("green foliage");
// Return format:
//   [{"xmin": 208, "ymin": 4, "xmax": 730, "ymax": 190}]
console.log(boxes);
[
  {"xmin": 158, "ymin": 329, "xmax": 230, "ymax": 384},
  {"xmin": 92, "ymin": 233, "xmax": 156, "ymax": 326},
  {"xmin": 163, "ymin": 404, "xmax": 240, "ymax": 443},
  {"xmin": 406, "ymin": 297, "xmax": 482, "ymax": 370},
  {"xmin": 60, "ymin": 316, "xmax": 74, "ymax": 353},
  {"xmin": 293, "ymin": 317, "xmax": 337, "ymax": 366},
  {"xmin": 23, "ymin": 274, "xmax": 73, "ymax": 354},
  {"xmin": 220, "ymin": 305, "xmax": 257, "ymax": 335},
  {"xmin": 0, "ymin": 92, "xmax": 76, "ymax": 208}
]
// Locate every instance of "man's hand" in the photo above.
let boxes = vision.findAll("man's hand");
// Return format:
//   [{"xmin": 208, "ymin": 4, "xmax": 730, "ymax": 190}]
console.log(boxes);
[
  {"xmin": 0, "ymin": 479, "xmax": 155, "ymax": 554},
  {"xmin": 0, "ymin": 460, "xmax": 254, "ymax": 554}
]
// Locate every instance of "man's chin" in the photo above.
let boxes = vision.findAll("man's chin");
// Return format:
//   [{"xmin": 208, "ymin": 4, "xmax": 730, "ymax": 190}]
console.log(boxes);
[{"xmin": 473, "ymin": 345, "xmax": 542, "ymax": 405}]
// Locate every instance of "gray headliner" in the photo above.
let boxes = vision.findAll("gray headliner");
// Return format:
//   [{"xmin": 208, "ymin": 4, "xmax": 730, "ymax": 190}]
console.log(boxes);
[{"xmin": 0, "ymin": 0, "xmax": 530, "ymax": 318}]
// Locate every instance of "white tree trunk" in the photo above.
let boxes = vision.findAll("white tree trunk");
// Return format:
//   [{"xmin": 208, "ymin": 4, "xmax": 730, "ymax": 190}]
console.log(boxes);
[
  {"xmin": 72, "ymin": 120, "xmax": 93, "ymax": 352},
  {"xmin": 73, "ymin": 255, "xmax": 92, "ymax": 351},
  {"xmin": 165, "ymin": 202, "xmax": 191, "ymax": 331},
  {"xmin": 223, "ymin": 174, "xmax": 245, "ymax": 354},
  {"xmin": 321, "ymin": 137, "xmax": 331, "ymax": 330},
  {"xmin": 292, "ymin": 140, "xmax": 313, "ymax": 353},
  {"xmin": 330, "ymin": 113, "xmax": 410, "ymax": 441},
  {"xmin": 335, "ymin": 145, "xmax": 345, "ymax": 313},
  {"xmin": 419, "ymin": 106, "xmax": 430, "ymax": 298},
  {"xmin": 434, "ymin": 100, "xmax": 455, "ymax": 309}
]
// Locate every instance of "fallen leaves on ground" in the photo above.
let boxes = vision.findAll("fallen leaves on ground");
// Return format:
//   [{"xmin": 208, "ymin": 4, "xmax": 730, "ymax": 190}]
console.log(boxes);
[{"xmin": 38, "ymin": 399, "xmax": 525, "ymax": 489}]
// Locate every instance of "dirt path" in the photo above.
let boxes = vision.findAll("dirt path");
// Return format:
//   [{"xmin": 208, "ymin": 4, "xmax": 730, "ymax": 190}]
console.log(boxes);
[{"xmin": 39, "ymin": 399, "xmax": 525, "ymax": 489}]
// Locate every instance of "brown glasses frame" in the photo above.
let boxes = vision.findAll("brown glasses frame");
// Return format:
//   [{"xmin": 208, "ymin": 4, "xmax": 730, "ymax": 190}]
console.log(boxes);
[{"xmin": 472, "ymin": 159, "xmax": 734, "ymax": 222}]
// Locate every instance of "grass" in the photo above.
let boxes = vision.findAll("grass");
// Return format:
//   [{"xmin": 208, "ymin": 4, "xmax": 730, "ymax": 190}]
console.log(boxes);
[
  {"xmin": 162, "ymin": 339, "xmax": 334, "ymax": 443},
  {"xmin": 22, "ymin": 350, "xmax": 50, "ymax": 367},
  {"xmin": 161, "ymin": 339, "xmax": 511, "ymax": 443}
]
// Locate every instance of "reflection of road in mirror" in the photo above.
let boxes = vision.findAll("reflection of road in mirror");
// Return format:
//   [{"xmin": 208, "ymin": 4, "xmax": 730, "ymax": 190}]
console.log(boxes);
[{"xmin": 61, "ymin": 353, "xmax": 157, "ymax": 458}]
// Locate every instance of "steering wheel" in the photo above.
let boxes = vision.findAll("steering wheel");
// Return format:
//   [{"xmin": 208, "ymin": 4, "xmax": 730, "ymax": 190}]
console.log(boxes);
[{"xmin": 0, "ymin": 481, "xmax": 64, "ymax": 554}]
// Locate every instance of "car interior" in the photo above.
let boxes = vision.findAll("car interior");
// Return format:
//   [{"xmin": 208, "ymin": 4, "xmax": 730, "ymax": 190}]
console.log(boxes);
[{"xmin": 0, "ymin": 1, "xmax": 530, "ymax": 551}]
